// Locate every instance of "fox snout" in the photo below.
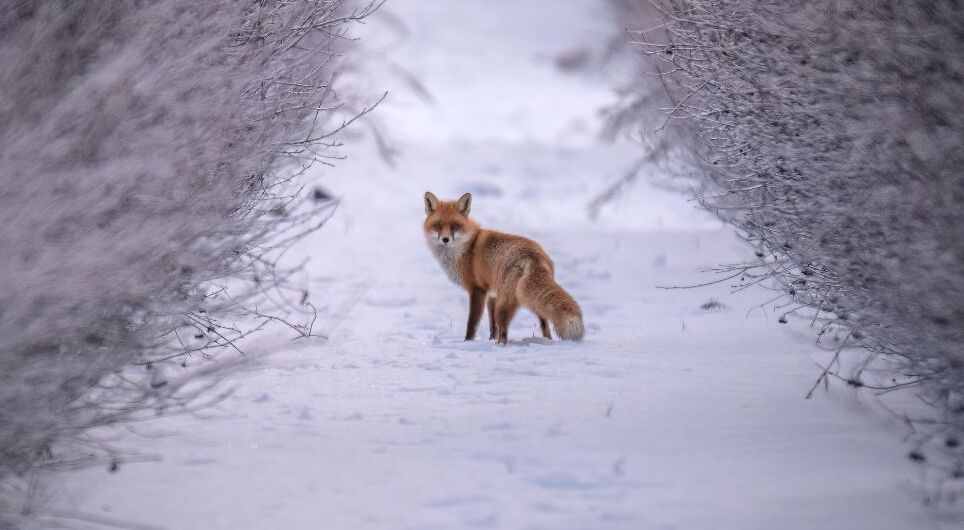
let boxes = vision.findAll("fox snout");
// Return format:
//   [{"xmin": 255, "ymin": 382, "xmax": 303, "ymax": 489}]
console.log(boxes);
[{"xmin": 429, "ymin": 227, "xmax": 455, "ymax": 245}]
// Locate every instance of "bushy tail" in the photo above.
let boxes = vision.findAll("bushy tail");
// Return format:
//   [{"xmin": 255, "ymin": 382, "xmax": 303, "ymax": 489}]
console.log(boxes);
[{"xmin": 518, "ymin": 263, "xmax": 584, "ymax": 341}]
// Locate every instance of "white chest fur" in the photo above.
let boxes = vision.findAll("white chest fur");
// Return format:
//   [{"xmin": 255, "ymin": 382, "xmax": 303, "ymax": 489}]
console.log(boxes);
[{"xmin": 430, "ymin": 243, "xmax": 464, "ymax": 286}]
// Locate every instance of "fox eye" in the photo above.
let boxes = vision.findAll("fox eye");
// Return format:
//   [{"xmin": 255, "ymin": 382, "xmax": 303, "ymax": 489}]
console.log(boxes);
[
  {"xmin": 451, "ymin": 223, "xmax": 461, "ymax": 231},
  {"xmin": 432, "ymin": 222, "xmax": 442, "ymax": 231}
]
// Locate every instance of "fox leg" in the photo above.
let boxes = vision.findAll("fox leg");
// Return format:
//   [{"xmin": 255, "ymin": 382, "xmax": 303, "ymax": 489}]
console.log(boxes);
[
  {"xmin": 465, "ymin": 288, "xmax": 486, "ymax": 341},
  {"xmin": 494, "ymin": 297, "xmax": 519, "ymax": 345},
  {"xmin": 538, "ymin": 316, "xmax": 552, "ymax": 339},
  {"xmin": 487, "ymin": 297, "xmax": 497, "ymax": 340}
]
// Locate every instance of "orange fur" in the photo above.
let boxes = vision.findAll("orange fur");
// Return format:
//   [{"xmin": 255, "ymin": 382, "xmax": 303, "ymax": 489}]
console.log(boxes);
[{"xmin": 423, "ymin": 192, "xmax": 584, "ymax": 344}]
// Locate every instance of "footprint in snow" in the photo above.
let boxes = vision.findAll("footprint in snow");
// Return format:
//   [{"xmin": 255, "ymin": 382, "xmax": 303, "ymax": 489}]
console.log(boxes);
[
  {"xmin": 422, "ymin": 495, "xmax": 494, "ymax": 508},
  {"xmin": 462, "ymin": 181, "xmax": 503, "ymax": 196},
  {"xmin": 481, "ymin": 421, "xmax": 515, "ymax": 431},
  {"xmin": 529, "ymin": 470, "xmax": 614, "ymax": 491},
  {"xmin": 519, "ymin": 337, "xmax": 554, "ymax": 346},
  {"xmin": 588, "ymin": 303, "xmax": 615, "ymax": 314},
  {"xmin": 364, "ymin": 296, "xmax": 415, "ymax": 308},
  {"xmin": 181, "ymin": 458, "xmax": 218, "ymax": 467}
]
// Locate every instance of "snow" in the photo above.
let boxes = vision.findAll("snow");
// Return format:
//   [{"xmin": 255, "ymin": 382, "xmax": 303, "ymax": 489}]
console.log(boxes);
[{"xmin": 48, "ymin": 1, "xmax": 961, "ymax": 529}]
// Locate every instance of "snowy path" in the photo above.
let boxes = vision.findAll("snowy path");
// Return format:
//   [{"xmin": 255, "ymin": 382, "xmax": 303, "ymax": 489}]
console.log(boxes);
[{"xmin": 53, "ymin": 2, "xmax": 954, "ymax": 529}]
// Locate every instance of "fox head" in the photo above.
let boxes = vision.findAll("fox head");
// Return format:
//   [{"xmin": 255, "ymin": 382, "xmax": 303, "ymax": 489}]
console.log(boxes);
[{"xmin": 423, "ymin": 191, "xmax": 479, "ymax": 250}]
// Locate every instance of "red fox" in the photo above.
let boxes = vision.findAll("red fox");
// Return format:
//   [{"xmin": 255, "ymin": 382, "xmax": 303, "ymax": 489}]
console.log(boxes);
[{"xmin": 423, "ymin": 191, "xmax": 584, "ymax": 344}]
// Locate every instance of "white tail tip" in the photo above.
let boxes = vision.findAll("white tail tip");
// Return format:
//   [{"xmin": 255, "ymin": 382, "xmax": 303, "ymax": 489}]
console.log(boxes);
[{"xmin": 557, "ymin": 316, "xmax": 585, "ymax": 341}]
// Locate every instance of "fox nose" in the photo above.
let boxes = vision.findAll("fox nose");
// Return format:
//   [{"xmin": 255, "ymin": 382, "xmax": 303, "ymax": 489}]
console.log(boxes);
[{"xmin": 441, "ymin": 237, "xmax": 450, "ymax": 243}]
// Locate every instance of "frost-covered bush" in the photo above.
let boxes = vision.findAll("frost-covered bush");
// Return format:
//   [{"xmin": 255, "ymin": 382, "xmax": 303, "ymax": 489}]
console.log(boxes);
[
  {"xmin": 0, "ymin": 0, "xmax": 376, "ymax": 520},
  {"xmin": 609, "ymin": 0, "xmax": 964, "ymax": 468}
]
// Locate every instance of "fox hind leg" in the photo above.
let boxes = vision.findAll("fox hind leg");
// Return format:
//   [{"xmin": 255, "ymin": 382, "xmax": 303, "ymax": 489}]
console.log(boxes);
[
  {"xmin": 494, "ymin": 297, "xmax": 519, "ymax": 345},
  {"xmin": 487, "ymin": 297, "xmax": 497, "ymax": 340},
  {"xmin": 538, "ymin": 316, "xmax": 552, "ymax": 339}
]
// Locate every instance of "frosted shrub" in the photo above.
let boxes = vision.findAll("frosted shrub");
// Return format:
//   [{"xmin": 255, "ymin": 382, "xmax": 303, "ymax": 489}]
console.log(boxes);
[
  {"xmin": 609, "ymin": 0, "xmax": 964, "ymax": 472},
  {"xmin": 0, "ymin": 0, "xmax": 377, "ymax": 520}
]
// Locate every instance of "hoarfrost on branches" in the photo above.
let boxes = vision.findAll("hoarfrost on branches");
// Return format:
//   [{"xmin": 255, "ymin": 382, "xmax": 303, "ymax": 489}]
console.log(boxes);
[
  {"xmin": 608, "ymin": 0, "xmax": 964, "ymax": 477},
  {"xmin": 0, "ymin": 0, "xmax": 379, "ymax": 521}
]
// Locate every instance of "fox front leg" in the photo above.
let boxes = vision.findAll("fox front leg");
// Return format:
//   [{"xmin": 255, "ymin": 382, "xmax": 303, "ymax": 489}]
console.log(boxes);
[{"xmin": 465, "ymin": 288, "xmax": 486, "ymax": 340}]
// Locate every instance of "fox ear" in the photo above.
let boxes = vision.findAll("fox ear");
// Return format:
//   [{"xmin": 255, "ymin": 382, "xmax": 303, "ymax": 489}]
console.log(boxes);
[
  {"xmin": 424, "ymin": 191, "xmax": 440, "ymax": 215},
  {"xmin": 457, "ymin": 192, "xmax": 472, "ymax": 215}
]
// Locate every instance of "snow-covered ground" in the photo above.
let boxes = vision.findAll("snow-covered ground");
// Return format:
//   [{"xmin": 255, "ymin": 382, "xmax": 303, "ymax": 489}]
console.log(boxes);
[{"xmin": 49, "ymin": 1, "xmax": 961, "ymax": 529}]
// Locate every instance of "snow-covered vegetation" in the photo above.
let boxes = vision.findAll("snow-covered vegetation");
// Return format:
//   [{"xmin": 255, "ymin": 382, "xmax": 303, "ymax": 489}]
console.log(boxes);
[
  {"xmin": 0, "ymin": 1, "xmax": 375, "ymax": 523},
  {"xmin": 609, "ymin": 0, "xmax": 964, "ymax": 470}
]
